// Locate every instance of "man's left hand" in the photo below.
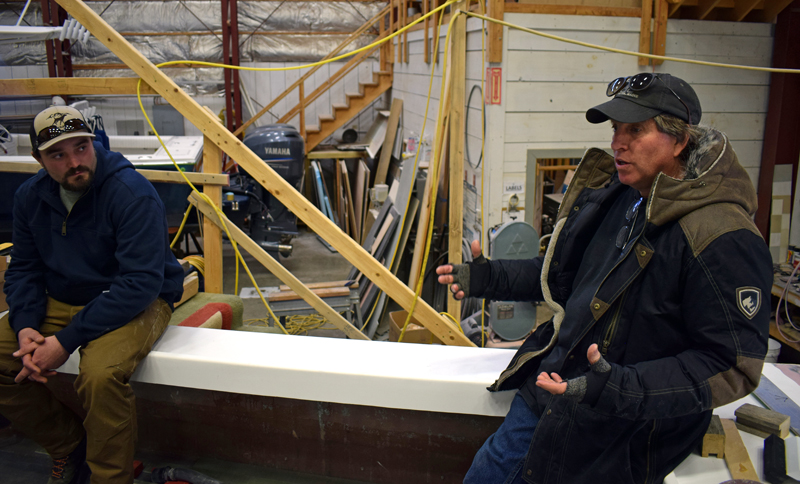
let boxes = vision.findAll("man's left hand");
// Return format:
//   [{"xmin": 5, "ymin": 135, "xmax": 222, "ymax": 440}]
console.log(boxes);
[
  {"xmin": 536, "ymin": 371, "xmax": 567, "ymax": 395},
  {"xmin": 536, "ymin": 344, "xmax": 604, "ymax": 396},
  {"xmin": 21, "ymin": 336, "xmax": 68, "ymax": 384}
]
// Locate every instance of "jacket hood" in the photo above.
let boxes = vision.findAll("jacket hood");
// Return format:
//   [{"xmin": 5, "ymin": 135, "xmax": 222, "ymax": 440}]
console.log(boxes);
[{"xmin": 646, "ymin": 126, "xmax": 758, "ymax": 227}]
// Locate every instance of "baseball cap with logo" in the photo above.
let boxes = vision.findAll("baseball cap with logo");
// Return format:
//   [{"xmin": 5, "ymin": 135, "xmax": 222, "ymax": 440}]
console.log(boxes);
[
  {"xmin": 586, "ymin": 73, "xmax": 702, "ymax": 125},
  {"xmin": 30, "ymin": 105, "xmax": 95, "ymax": 152}
]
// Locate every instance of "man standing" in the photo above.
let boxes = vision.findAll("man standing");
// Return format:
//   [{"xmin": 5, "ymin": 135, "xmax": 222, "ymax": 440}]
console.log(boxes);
[
  {"xmin": 0, "ymin": 105, "xmax": 184, "ymax": 483},
  {"xmin": 438, "ymin": 73, "xmax": 772, "ymax": 483}
]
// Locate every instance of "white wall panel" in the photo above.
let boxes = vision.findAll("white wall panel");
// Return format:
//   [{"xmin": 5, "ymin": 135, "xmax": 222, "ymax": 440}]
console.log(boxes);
[{"xmin": 394, "ymin": 12, "xmax": 773, "ymax": 230}]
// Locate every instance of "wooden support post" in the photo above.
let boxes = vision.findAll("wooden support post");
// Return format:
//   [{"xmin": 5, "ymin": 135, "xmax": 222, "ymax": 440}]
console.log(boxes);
[
  {"xmin": 202, "ymin": 134, "xmax": 224, "ymax": 294},
  {"xmin": 652, "ymin": 0, "xmax": 668, "ymax": 66},
  {"xmin": 390, "ymin": 0, "xmax": 396, "ymax": 64},
  {"xmin": 424, "ymin": 0, "xmax": 430, "ymax": 63},
  {"xmin": 488, "ymin": 0, "xmax": 504, "ymax": 64},
  {"xmin": 402, "ymin": 0, "xmax": 408, "ymax": 63},
  {"xmin": 188, "ymin": 192, "xmax": 370, "ymax": 341},
  {"xmin": 299, "ymin": 82, "xmax": 306, "ymax": 140},
  {"xmin": 380, "ymin": 8, "xmax": 389, "ymax": 71},
  {"xmin": 447, "ymin": 3, "xmax": 467, "ymax": 320},
  {"xmin": 638, "ymin": 0, "xmax": 653, "ymax": 66},
  {"xmin": 54, "ymin": 0, "xmax": 473, "ymax": 347}
]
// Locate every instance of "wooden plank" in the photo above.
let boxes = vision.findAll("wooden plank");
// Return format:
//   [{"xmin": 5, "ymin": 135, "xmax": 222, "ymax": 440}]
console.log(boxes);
[
  {"xmin": 702, "ymin": 414, "xmax": 725, "ymax": 458},
  {"xmin": 695, "ymin": 0, "xmax": 724, "ymax": 19},
  {"xmin": 719, "ymin": 0, "xmax": 762, "ymax": 21},
  {"xmin": 55, "ymin": 0, "xmax": 471, "ymax": 346},
  {"xmin": 448, "ymin": 0, "xmax": 467, "ymax": 320},
  {"xmin": 402, "ymin": 0, "xmax": 408, "ymax": 64},
  {"xmin": 0, "ymin": 161, "xmax": 229, "ymax": 186},
  {"xmin": 188, "ymin": 192, "xmax": 369, "ymax": 341},
  {"xmin": 335, "ymin": 156, "xmax": 344, "ymax": 230},
  {"xmin": 720, "ymin": 418, "xmax": 760, "ymax": 481},
  {"xmin": 392, "ymin": 196, "xmax": 420, "ymax": 274},
  {"xmin": 202, "ymin": 135, "xmax": 224, "ymax": 294},
  {"xmin": 669, "ymin": 0, "xmax": 688, "ymax": 15},
  {"xmin": 341, "ymin": 160, "xmax": 359, "ymax": 240},
  {"xmin": 307, "ymin": 150, "xmax": 365, "ymax": 159},
  {"xmin": 504, "ymin": 3, "xmax": 642, "ymax": 16},
  {"xmin": 639, "ymin": 0, "xmax": 653, "ymax": 66},
  {"xmin": 652, "ymin": 0, "xmax": 668, "ymax": 66},
  {"xmin": 408, "ymin": 115, "xmax": 449, "ymax": 288},
  {"xmin": 279, "ymin": 280, "xmax": 357, "ymax": 291},
  {"xmin": 0, "ymin": 77, "xmax": 159, "ymax": 96},
  {"xmin": 424, "ymin": 0, "xmax": 430, "ymax": 63},
  {"xmin": 375, "ymin": 98, "xmax": 404, "ymax": 186},
  {"xmin": 268, "ymin": 286, "xmax": 351, "ymax": 302},
  {"xmin": 488, "ymin": 0, "xmax": 504, "ymax": 63},
  {"xmin": 354, "ymin": 160, "xmax": 367, "ymax": 243},
  {"xmin": 735, "ymin": 403, "xmax": 791, "ymax": 439}
]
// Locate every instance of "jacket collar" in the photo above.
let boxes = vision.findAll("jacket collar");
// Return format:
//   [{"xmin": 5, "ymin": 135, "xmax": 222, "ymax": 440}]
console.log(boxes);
[{"xmin": 565, "ymin": 127, "xmax": 757, "ymax": 228}]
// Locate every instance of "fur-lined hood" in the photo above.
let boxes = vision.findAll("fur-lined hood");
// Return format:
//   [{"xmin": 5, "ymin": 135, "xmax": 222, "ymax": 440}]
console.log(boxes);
[{"xmin": 646, "ymin": 126, "xmax": 758, "ymax": 227}]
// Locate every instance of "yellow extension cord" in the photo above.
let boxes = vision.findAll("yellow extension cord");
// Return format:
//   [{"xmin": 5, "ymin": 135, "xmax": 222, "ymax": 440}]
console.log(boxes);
[{"xmin": 139, "ymin": 2, "xmax": 800, "ymax": 341}]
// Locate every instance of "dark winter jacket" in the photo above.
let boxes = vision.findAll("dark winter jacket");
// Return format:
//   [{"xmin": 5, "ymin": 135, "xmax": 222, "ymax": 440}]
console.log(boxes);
[
  {"xmin": 477, "ymin": 127, "xmax": 772, "ymax": 484},
  {"xmin": 4, "ymin": 141, "xmax": 184, "ymax": 353}
]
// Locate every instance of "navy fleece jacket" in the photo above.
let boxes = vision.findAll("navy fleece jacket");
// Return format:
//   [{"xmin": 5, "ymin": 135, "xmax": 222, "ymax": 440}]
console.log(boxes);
[{"xmin": 4, "ymin": 141, "xmax": 184, "ymax": 353}]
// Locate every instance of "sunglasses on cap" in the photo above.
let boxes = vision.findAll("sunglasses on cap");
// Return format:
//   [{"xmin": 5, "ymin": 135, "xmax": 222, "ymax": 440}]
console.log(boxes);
[
  {"xmin": 36, "ymin": 118, "xmax": 91, "ymax": 147},
  {"xmin": 606, "ymin": 73, "xmax": 693, "ymax": 125}
]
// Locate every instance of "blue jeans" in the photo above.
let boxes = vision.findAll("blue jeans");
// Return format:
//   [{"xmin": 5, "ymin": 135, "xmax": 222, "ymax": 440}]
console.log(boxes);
[{"xmin": 464, "ymin": 392, "xmax": 540, "ymax": 484}]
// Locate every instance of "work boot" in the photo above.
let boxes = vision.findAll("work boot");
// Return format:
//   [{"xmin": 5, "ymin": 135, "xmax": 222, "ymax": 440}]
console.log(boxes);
[{"xmin": 47, "ymin": 437, "xmax": 89, "ymax": 484}]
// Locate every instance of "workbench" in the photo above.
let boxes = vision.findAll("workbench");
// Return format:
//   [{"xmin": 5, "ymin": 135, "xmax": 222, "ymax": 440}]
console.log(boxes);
[{"xmin": 45, "ymin": 324, "xmax": 800, "ymax": 482}]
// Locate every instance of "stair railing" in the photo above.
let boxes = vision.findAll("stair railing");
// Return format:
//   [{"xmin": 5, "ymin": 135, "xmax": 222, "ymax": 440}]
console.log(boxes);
[{"xmin": 233, "ymin": 2, "xmax": 395, "ymax": 139}]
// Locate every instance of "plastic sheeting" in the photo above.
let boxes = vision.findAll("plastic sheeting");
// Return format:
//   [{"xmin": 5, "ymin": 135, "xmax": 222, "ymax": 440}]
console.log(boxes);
[{"xmin": 0, "ymin": 1, "xmax": 383, "ymax": 86}]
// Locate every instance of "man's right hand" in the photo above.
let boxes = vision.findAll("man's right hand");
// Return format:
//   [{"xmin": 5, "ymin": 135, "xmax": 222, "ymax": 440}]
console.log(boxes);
[
  {"xmin": 13, "ymin": 328, "xmax": 48, "ymax": 384},
  {"xmin": 436, "ymin": 240, "xmax": 486, "ymax": 300}
]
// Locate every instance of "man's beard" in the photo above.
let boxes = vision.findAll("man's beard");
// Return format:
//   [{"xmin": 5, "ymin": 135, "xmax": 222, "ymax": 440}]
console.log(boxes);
[{"xmin": 60, "ymin": 165, "xmax": 95, "ymax": 192}]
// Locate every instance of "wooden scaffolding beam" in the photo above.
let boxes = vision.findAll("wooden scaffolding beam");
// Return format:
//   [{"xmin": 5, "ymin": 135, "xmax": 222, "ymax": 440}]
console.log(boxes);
[{"xmin": 53, "ymin": 0, "xmax": 473, "ymax": 347}]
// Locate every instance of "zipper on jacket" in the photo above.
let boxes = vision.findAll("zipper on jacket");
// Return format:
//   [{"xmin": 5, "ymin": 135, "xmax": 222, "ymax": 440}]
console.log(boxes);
[
  {"xmin": 60, "ymin": 191, "xmax": 88, "ymax": 236},
  {"xmin": 600, "ymin": 290, "xmax": 628, "ymax": 356}
]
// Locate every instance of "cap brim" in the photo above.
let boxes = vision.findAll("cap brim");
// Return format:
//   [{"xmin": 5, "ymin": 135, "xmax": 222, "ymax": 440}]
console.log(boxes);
[
  {"xmin": 38, "ymin": 131, "xmax": 96, "ymax": 151},
  {"xmin": 586, "ymin": 97, "xmax": 663, "ymax": 124}
]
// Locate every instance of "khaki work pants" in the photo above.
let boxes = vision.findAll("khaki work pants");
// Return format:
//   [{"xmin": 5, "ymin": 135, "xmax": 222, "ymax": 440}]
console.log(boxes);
[{"xmin": 0, "ymin": 297, "xmax": 171, "ymax": 484}]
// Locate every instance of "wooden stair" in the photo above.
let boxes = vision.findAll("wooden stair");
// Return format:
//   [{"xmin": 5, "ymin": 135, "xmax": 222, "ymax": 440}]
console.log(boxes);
[{"xmin": 304, "ymin": 69, "xmax": 393, "ymax": 152}]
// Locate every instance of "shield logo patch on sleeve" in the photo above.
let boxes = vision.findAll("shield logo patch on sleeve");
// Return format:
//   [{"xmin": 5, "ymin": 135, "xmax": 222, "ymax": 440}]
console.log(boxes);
[{"xmin": 736, "ymin": 287, "xmax": 761, "ymax": 320}]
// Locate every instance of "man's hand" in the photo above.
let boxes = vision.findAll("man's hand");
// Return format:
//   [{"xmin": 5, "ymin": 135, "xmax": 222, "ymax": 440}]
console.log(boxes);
[
  {"xmin": 27, "ymin": 336, "xmax": 69, "ymax": 383},
  {"xmin": 436, "ymin": 240, "xmax": 485, "ymax": 300},
  {"xmin": 14, "ymin": 328, "xmax": 45, "ymax": 358},
  {"xmin": 13, "ymin": 328, "xmax": 47, "ymax": 383},
  {"xmin": 536, "ymin": 344, "xmax": 604, "ymax": 396},
  {"xmin": 13, "ymin": 334, "xmax": 67, "ymax": 384}
]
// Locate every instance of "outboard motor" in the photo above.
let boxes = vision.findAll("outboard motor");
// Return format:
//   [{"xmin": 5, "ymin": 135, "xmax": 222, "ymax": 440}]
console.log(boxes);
[{"xmin": 225, "ymin": 124, "xmax": 304, "ymax": 258}]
